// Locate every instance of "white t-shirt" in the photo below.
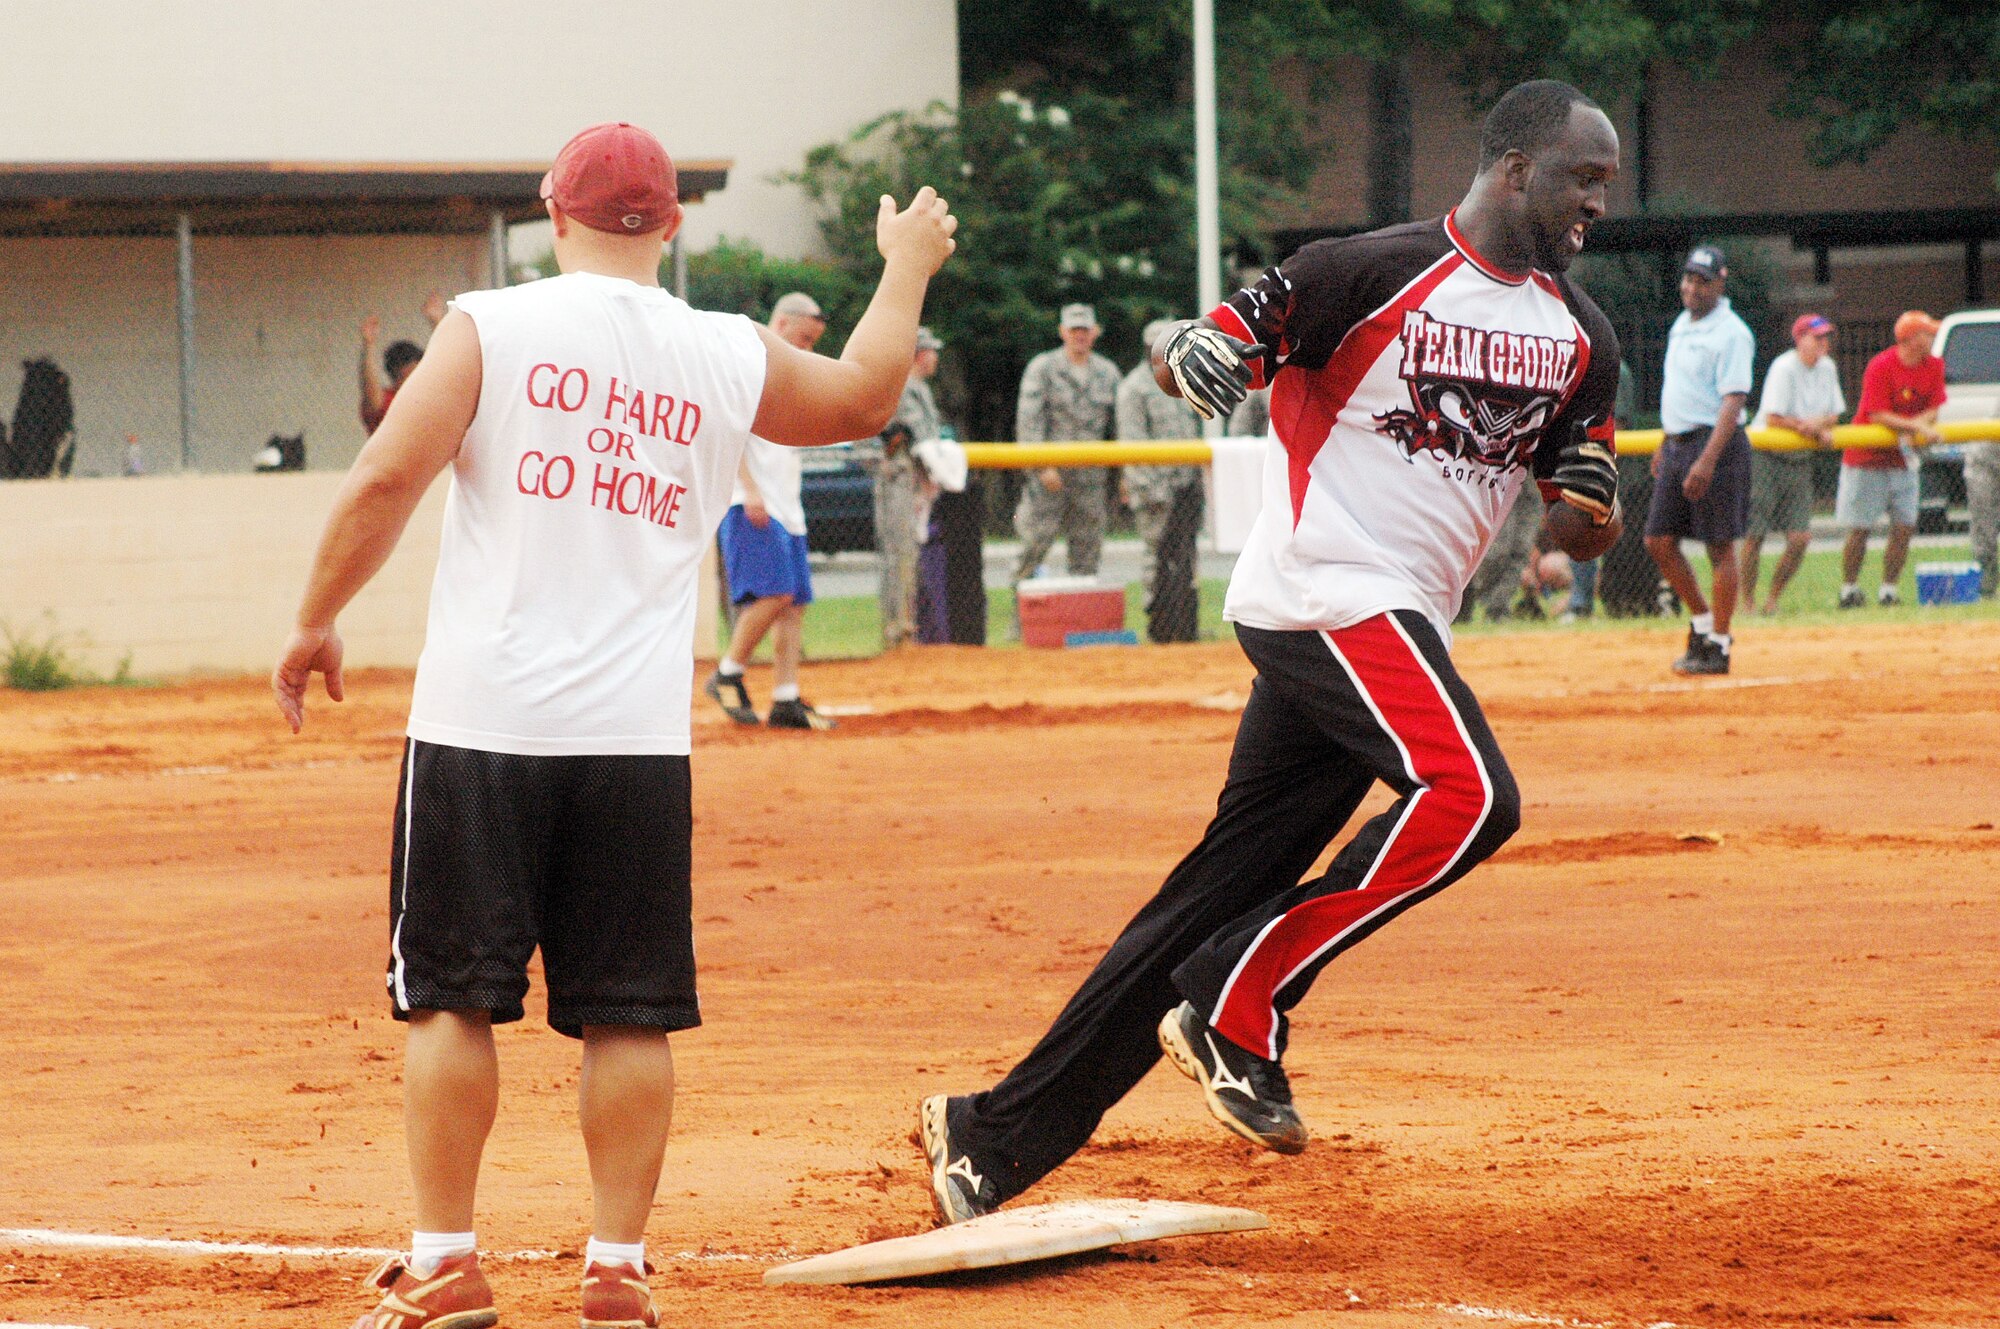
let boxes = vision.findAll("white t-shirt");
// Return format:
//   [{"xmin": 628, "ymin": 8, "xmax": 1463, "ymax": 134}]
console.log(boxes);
[
  {"xmin": 406, "ymin": 272, "xmax": 767, "ymax": 756},
  {"xmin": 731, "ymin": 435, "xmax": 807, "ymax": 535},
  {"xmin": 1751, "ymin": 348, "xmax": 1846, "ymax": 432}
]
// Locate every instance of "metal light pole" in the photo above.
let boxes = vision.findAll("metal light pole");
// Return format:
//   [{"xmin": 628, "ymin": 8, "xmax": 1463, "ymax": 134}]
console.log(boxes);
[
  {"xmin": 175, "ymin": 212, "xmax": 197, "ymax": 470},
  {"xmin": 1193, "ymin": 0, "xmax": 1223, "ymax": 436}
]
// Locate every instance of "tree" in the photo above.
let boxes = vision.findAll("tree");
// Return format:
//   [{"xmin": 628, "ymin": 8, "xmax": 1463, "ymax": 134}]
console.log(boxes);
[
  {"xmin": 787, "ymin": 93, "xmax": 1243, "ymax": 443},
  {"xmin": 1767, "ymin": 3, "xmax": 2000, "ymax": 172}
]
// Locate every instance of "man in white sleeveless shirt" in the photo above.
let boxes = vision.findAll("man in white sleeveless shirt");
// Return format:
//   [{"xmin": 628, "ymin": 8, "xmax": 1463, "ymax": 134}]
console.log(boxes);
[{"xmin": 272, "ymin": 122, "xmax": 955, "ymax": 1329}]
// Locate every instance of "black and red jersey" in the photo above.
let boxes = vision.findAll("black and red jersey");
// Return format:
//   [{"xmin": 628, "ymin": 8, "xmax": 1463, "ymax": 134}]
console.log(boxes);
[{"xmin": 1214, "ymin": 210, "xmax": 1620, "ymax": 636}]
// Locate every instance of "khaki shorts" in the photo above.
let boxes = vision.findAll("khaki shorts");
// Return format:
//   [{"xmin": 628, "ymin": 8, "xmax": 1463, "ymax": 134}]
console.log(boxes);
[{"xmin": 1747, "ymin": 452, "xmax": 1815, "ymax": 539}]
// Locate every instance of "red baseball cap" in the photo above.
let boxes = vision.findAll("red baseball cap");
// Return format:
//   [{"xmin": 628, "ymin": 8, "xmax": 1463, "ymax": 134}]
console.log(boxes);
[
  {"xmin": 540, "ymin": 122, "xmax": 679, "ymax": 235},
  {"xmin": 1791, "ymin": 313, "xmax": 1833, "ymax": 340}
]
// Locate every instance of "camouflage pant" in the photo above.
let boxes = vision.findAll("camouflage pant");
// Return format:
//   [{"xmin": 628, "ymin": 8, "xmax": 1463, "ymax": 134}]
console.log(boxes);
[
  {"xmin": 1966, "ymin": 442, "xmax": 2000, "ymax": 594},
  {"xmin": 1462, "ymin": 493, "xmax": 1542, "ymax": 621},
  {"xmin": 875, "ymin": 462, "xmax": 922, "ymax": 646},
  {"xmin": 1013, "ymin": 469, "xmax": 1107, "ymax": 583}
]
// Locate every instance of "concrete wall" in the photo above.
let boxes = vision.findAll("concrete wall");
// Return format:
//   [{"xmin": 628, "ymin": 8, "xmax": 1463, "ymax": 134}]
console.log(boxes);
[
  {"xmin": 0, "ymin": 0, "xmax": 959, "ymax": 260},
  {"xmin": 0, "ymin": 472, "xmax": 719, "ymax": 680},
  {"xmin": 0, "ymin": 234, "xmax": 488, "ymax": 479}
]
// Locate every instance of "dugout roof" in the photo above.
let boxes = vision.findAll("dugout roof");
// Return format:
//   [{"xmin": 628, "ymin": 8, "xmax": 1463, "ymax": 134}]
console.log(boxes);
[{"xmin": 0, "ymin": 159, "xmax": 734, "ymax": 237}]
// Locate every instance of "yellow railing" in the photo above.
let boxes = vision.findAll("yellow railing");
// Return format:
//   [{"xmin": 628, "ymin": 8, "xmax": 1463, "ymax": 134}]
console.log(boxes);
[{"xmin": 960, "ymin": 421, "xmax": 2000, "ymax": 469}]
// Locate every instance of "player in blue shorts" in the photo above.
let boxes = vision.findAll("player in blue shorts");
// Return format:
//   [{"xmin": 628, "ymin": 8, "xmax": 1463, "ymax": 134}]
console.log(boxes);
[{"xmin": 706, "ymin": 291, "xmax": 838, "ymax": 731}]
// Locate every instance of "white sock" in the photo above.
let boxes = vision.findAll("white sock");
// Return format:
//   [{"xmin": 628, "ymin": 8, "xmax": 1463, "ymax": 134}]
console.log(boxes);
[
  {"xmin": 771, "ymin": 682, "xmax": 800, "ymax": 702},
  {"xmin": 585, "ymin": 1237, "xmax": 646, "ymax": 1273},
  {"xmin": 717, "ymin": 657, "xmax": 744, "ymax": 678},
  {"xmin": 1711, "ymin": 633, "xmax": 1732, "ymax": 652},
  {"xmin": 1842, "ymin": 582, "xmax": 1859, "ymax": 595},
  {"xmin": 410, "ymin": 1230, "xmax": 476, "ymax": 1275},
  {"xmin": 1691, "ymin": 613, "xmax": 1713, "ymax": 635}
]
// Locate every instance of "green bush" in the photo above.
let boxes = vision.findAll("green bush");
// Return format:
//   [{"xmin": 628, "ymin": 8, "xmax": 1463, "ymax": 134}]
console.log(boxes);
[{"xmin": 3, "ymin": 622, "xmax": 83, "ymax": 691}]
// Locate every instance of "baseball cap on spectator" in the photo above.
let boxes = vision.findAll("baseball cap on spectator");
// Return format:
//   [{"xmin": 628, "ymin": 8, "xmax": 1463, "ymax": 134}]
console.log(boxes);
[
  {"xmin": 1059, "ymin": 303, "xmax": 1098, "ymax": 330},
  {"xmin": 1792, "ymin": 313, "xmax": 1834, "ymax": 340},
  {"xmin": 1682, "ymin": 245, "xmax": 1727, "ymax": 280},
  {"xmin": 772, "ymin": 291, "xmax": 826, "ymax": 321},
  {"xmin": 1894, "ymin": 309, "xmax": 1941, "ymax": 342},
  {"xmin": 916, "ymin": 326, "xmax": 944, "ymax": 351},
  {"xmin": 540, "ymin": 122, "xmax": 679, "ymax": 235}
]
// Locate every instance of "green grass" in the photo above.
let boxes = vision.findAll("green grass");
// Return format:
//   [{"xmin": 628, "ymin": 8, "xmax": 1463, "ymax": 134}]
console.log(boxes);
[
  {"xmin": 778, "ymin": 543, "xmax": 1997, "ymax": 661},
  {"xmin": 1, "ymin": 620, "xmax": 142, "ymax": 691},
  {"xmin": 1457, "ymin": 541, "xmax": 2000, "ymax": 638}
]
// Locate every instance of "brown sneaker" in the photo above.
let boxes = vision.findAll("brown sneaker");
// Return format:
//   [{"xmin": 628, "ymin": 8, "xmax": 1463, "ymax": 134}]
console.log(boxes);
[
  {"xmin": 580, "ymin": 1259, "xmax": 658, "ymax": 1329},
  {"xmin": 351, "ymin": 1252, "xmax": 498, "ymax": 1329}
]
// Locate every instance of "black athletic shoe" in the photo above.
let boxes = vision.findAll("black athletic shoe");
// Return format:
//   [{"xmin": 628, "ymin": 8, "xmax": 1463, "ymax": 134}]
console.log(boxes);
[
  {"xmin": 1671, "ymin": 630, "xmax": 1730, "ymax": 676},
  {"xmin": 920, "ymin": 1094, "xmax": 999, "ymax": 1225},
  {"xmin": 766, "ymin": 697, "xmax": 836, "ymax": 731},
  {"xmin": 1838, "ymin": 586, "xmax": 1866, "ymax": 610},
  {"xmin": 1156, "ymin": 1001, "xmax": 1307, "ymax": 1155},
  {"xmin": 703, "ymin": 670, "xmax": 759, "ymax": 725}
]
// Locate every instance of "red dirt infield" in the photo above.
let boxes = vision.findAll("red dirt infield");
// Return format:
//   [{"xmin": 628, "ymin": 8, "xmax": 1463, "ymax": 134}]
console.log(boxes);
[{"xmin": 1, "ymin": 620, "xmax": 1996, "ymax": 1328}]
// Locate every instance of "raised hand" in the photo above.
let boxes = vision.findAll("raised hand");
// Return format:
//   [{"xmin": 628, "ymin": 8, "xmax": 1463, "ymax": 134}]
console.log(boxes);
[{"xmin": 876, "ymin": 187, "xmax": 959, "ymax": 277}]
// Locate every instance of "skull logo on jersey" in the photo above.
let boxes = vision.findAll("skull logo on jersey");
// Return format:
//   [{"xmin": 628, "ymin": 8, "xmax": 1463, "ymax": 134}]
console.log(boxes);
[{"xmin": 1375, "ymin": 310, "xmax": 1579, "ymax": 474}]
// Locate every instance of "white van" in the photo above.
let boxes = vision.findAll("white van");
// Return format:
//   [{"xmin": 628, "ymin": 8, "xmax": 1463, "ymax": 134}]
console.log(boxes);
[{"xmin": 1936, "ymin": 309, "xmax": 2000, "ymax": 425}]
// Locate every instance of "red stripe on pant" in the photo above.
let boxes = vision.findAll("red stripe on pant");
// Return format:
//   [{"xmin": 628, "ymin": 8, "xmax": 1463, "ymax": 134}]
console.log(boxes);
[{"xmin": 1209, "ymin": 614, "xmax": 1493, "ymax": 1058}]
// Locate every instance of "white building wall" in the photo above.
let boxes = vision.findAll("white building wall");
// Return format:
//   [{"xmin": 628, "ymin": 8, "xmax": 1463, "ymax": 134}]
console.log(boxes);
[{"xmin": 0, "ymin": 0, "xmax": 960, "ymax": 259}]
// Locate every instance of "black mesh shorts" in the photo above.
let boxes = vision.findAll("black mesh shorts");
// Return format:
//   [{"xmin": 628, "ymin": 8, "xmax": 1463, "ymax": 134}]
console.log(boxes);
[{"xmin": 386, "ymin": 739, "xmax": 698, "ymax": 1039}]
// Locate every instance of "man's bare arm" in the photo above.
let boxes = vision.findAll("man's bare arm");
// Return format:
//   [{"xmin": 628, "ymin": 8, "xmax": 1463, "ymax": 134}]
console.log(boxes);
[
  {"xmin": 753, "ymin": 190, "xmax": 956, "ymax": 446},
  {"xmin": 275, "ymin": 310, "xmax": 481, "ymax": 730}
]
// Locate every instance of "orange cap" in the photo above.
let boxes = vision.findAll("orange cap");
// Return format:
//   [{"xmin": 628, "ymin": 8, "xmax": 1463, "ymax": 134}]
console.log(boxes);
[{"xmin": 1894, "ymin": 309, "xmax": 1941, "ymax": 343}]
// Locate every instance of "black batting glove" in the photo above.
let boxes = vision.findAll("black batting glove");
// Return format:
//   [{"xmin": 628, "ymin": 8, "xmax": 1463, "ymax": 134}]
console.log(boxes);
[
  {"xmin": 1163, "ymin": 324, "xmax": 1265, "ymax": 422},
  {"xmin": 1550, "ymin": 433, "xmax": 1620, "ymax": 526}
]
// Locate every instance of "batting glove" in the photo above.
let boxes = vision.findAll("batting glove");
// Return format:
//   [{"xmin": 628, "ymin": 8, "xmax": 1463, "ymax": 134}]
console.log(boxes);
[
  {"xmin": 1164, "ymin": 324, "xmax": 1264, "ymax": 422},
  {"xmin": 1549, "ymin": 435, "xmax": 1620, "ymax": 526}
]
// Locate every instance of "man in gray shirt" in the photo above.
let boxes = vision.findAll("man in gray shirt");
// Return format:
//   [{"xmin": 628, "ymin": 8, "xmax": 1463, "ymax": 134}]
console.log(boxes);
[{"xmin": 1013, "ymin": 303, "xmax": 1121, "ymax": 586}]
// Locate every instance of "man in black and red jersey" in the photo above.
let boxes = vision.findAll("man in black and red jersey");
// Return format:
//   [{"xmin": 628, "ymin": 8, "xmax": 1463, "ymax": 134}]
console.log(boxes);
[{"xmin": 921, "ymin": 79, "xmax": 1623, "ymax": 1223}]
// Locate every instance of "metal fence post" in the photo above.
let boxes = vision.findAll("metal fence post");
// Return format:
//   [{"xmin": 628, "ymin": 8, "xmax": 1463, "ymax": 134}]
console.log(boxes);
[
  {"xmin": 175, "ymin": 211, "xmax": 196, "ymax": 471},
  {"xmin": 671, "ymin": 231, "xmax": 687, "ymax": 300},
  {"xmin": 488, "ymin": 209, "xmax": 509, "ymax": 289}
]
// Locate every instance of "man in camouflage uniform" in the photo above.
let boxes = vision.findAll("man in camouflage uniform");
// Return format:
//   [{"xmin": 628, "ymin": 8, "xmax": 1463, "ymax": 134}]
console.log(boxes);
[
  {"xmin": 1227, "ymin": 387, "xmax": 1271, "ymax": 438},
  {"xmin": 1118, "ymin": 318, "xmax": 1205, "ymax": 640},
  {"xmin": 1013, "ymin": 303, "xmax": 1121, "ymax": 585},
  {"xmin": 1460, "ymin": 488, "xmax": 1542, "ymax": 622},
  {"xmin": 875, "ymin": 327, "xmax": 945, "ymax": 646}
]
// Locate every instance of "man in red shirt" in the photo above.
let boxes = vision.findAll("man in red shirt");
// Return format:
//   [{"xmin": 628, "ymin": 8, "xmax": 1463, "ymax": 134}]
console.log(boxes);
[
  {"xmin": 359, "ymin": 293, "xmax": 447, "ymax": 434},
  {"xmin": 1838, "ymin": 310, "xmax": 1947, "ymax": 607}
]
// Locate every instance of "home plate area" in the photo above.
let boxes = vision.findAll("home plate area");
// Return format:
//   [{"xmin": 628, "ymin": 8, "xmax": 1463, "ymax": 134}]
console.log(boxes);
[{"xmin": 763, "ymin": 1199, "xmax": 1270, "ymax": 1286}]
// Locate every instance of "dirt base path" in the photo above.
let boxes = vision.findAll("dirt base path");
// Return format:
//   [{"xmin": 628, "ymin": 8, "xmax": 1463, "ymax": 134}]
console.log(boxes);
[{"xmin": 2, "ymin": 620, "xmax": 1996, "ymax": 1328}]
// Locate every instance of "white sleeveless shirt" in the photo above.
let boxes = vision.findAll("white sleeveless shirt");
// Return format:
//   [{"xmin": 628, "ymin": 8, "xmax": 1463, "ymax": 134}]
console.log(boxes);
[{"xmin": 406, "ymin": 272, "xmax": 767, "ymax": 756}]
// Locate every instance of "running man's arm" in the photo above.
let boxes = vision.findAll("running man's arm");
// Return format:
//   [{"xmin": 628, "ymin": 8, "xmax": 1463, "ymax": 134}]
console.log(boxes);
[
  {"xmin": 275, "ymin": 310, "xmax": 482, "ymax": 731},
  {"xmin": 752, "ymin": 190, "xmax": 956, "ymax": 447}
]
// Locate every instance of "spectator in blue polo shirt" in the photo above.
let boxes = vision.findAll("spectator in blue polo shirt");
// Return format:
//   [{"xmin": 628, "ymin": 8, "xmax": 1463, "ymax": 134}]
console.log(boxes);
[{"xmin": 1645, "ymin": 244, "xmax": 1755, "ymax": 676}]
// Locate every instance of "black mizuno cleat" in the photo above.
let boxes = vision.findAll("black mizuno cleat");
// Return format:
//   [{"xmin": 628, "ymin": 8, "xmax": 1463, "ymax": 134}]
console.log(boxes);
[
  {"xmin": 919, "ymin": 1094, "xmax": 999, "ymax": 1225},
  {"xmin": 765, "ymin": 697, "xmax": 836, "ymax": 731},
  {"xmin": 703, "ymin": 670, "xmax": 759, "ymax": 725},
  {"xmin": 1670, "ymin": 629, "xmax": 1730, "ymax": 676},
  {"xmin": 1157, "ymin": 1000, "xmax": 1308, "ymax": 1155}
]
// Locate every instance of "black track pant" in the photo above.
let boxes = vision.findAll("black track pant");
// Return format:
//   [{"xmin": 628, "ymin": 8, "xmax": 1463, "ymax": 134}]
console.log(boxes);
[{"xmin": 962, "ymin": 613, "xmax": 1520, "ymax": 1203}]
